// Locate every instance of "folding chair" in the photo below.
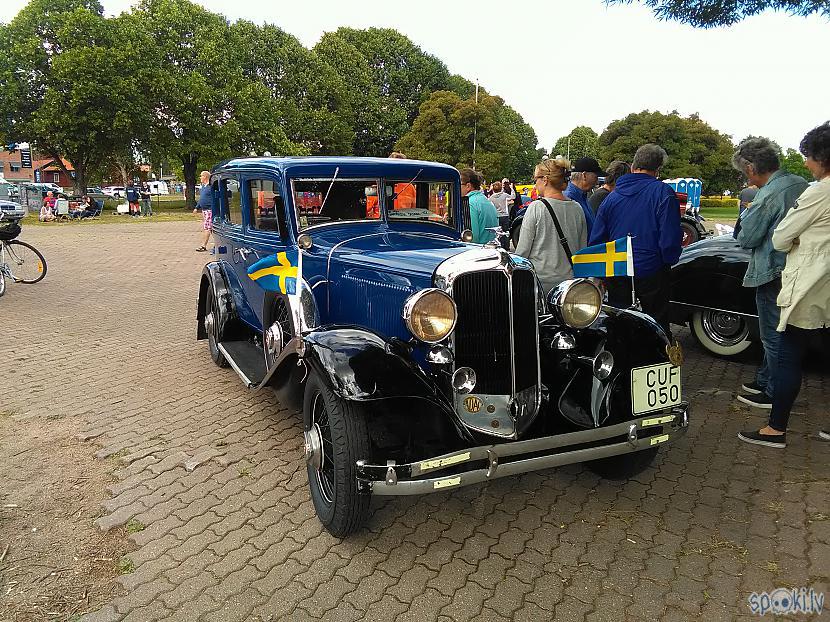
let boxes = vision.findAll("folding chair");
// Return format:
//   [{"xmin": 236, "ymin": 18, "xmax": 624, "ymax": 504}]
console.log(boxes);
[{"xmin": 54, "ymin": 199, "xmax": 70, "ymax": 221}]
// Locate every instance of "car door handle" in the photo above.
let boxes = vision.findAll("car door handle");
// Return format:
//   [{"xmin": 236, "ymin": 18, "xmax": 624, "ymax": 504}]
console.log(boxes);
[{"xmin": 235, "ymin": 247, "xmax": 256, "ymax": 260}]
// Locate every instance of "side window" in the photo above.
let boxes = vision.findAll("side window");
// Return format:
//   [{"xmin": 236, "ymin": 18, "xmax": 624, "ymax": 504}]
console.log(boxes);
[
  {"xmin": 221, "ymin": 177, "xmax": 242, "ymax": 225},
  {"xmin": 246, "ymin": 179, "xmax": 282, "ymax": 234}
]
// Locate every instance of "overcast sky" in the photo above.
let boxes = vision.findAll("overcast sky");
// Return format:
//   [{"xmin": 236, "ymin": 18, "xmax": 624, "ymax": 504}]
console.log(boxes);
[{"xmin": 4, "ymin": 0, "xmax": 829, "ymax": 151}]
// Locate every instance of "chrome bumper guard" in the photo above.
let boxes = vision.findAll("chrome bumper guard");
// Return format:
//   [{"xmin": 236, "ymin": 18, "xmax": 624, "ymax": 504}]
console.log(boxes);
[{"xmin": 357, "ymin": 403, "xmax": 689, "ymax": 496}]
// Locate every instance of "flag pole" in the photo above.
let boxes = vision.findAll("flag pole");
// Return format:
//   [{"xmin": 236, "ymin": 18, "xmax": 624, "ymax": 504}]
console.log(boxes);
[{"xmin": 627, "ymin": 234, "xmax": 636, "ymax": 309}]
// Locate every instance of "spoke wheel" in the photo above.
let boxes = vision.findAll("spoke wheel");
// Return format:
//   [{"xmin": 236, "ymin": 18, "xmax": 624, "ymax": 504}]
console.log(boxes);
[
  {"xmin": 303, "ymin": 371, "xmax": 370, "ymax": 537},
  {"xmin": 6, "ymin": 240, "xmax": 47, "ymax": 284},
  {"xmin": 205, "ymin": 286, "xmax": 228, "ymax": 367},
  {"xmin": 691, "ymin": 309, "xmax": 752, "ymax": 358}
]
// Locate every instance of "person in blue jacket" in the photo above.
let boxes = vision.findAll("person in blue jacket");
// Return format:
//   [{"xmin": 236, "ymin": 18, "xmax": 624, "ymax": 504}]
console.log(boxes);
[{"xmin": 590, "ymin": 144, "xmax": 681, "ymax": 336}]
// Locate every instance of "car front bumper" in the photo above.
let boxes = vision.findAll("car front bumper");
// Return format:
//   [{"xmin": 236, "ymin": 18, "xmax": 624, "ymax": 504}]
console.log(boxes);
[{"xmin": 357, "ymin": 403, "xmax": 689, "ymax": 496}]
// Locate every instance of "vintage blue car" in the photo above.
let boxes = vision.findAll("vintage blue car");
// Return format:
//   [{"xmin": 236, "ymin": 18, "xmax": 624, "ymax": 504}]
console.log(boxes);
[{"xmin": 196, "ymin": 156, "xmax": 689, "ymax": 536}]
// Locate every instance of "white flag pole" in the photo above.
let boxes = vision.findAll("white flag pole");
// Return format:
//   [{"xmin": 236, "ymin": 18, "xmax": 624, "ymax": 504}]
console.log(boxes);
[
  {"xmin": 627, "ymin": 234, "xmax": 637, "ymax": 309},
  {"xmin": 295, "ymin": 247, "xmax": 303, "ymax": 333}
]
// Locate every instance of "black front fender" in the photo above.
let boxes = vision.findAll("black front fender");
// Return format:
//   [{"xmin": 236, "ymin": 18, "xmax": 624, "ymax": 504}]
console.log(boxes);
[
  {"xmin": 302, "ymin": 327, "xmax": 448, "ymax": 403},
  {"xmin": 300, "ymin": 326, "xmax": 473, "ymax": 443}
]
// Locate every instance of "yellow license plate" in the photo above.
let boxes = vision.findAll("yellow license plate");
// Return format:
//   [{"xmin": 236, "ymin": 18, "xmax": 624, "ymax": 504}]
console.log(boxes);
[{"xmin": 631, "ymin": 363, "xmax": 681, "ymax": 414}]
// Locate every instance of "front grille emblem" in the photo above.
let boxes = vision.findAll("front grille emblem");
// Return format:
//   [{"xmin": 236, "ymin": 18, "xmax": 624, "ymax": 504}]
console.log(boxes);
[{"xmin": 463, "ymin": 396, "xmax": 483, "ymax": 414}]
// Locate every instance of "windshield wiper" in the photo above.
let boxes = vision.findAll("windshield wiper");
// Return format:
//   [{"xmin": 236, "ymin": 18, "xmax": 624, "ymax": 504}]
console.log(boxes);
[
  {"xmin": 390, "ymin": 168, "xmax": 423, "ymax": 201},
  {"xmin": 318, "ymin": 166, "xmax": 340, "ymax": 216}
]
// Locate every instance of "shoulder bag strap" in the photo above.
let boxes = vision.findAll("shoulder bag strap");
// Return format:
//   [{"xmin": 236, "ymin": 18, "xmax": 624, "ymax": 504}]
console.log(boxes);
[{"xmin": 539, "ymin": 198, "xmax": 574, "ymax": 266}]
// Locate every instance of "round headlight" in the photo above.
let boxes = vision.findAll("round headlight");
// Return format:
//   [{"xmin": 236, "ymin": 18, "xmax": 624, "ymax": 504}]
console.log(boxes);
[
  {"xmin": 550, "ymin": 279, "xmax": 602, "ymax": 329},
  {"xmin": 403, "ymin": 289, "xmax": 457, "ymax": 343}
]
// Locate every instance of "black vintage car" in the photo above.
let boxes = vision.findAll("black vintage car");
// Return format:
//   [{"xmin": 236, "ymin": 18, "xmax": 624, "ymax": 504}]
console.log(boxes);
[
  {"xmin": 670, "ymin": 234, "xmax": 830, "ymax": 360},
  {"xmin": 669, "ymin": 235, "xmax": 758, "ymax": 357},
  {"xmin": 197, "ymin": 156, "xmax": 690, "ymax": 536}
]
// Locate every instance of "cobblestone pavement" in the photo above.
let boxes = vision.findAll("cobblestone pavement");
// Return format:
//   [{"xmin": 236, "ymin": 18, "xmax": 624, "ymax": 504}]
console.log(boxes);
[{"xmin": 1, "ymin": 222, "xmax": 827, "ymax": 622}]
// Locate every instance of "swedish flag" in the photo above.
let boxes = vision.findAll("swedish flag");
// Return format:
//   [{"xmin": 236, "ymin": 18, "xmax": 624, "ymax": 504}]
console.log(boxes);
[
  {"xmin": 247, "ymin": 250, "xmax": 299, "ymax": 294},
  {"xmin": 572, "ymin": 236, "xmax": 634, "ymax": 278}
]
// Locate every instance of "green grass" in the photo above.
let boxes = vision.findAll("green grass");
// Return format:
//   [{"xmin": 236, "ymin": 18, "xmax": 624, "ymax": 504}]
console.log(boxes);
[
  {"xmin": 700, "ymin": 205, "xmax": 739, "ymax": 221},
  {"xmin": 23, "ymin": 210, "xmax": 197, "ymax": 226},
  {"xmin": 118, "ymin": 557, "xmax": 135, "ymax": 574},
  {"xmin": 125, "ymin": 518, "xmax": 146, "ymax": 534}
]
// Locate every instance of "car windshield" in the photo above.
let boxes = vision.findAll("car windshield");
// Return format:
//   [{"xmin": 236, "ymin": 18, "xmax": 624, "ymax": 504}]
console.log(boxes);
[
  {"xmin": 385, "ymin": 180, "xmax": 454, "ymax": 228},
  {"xmin": 292, "ymin": 178, "xmax": 381, "ymax": 230}
]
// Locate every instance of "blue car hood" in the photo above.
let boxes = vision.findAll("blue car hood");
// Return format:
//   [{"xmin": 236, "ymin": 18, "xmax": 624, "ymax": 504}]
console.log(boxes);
[{"xmin": 319, "ymin": 230, "xmax": 473, "ymax": 281}]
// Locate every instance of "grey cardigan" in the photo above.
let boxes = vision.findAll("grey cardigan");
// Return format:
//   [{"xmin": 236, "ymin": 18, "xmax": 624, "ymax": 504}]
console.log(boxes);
[{"xmin": 514, "ymin": 198, "xmax": 587, "ymax": 294}]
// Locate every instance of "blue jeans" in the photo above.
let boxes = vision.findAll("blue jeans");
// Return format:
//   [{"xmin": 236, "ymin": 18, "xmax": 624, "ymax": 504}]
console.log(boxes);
[
  {"xmin": 769, "ymin": 325, "xmax": 810, "ymax": 432},
  {"xmin": 754, "ymin": 278, "xmax": 782, "ymax": 397}
]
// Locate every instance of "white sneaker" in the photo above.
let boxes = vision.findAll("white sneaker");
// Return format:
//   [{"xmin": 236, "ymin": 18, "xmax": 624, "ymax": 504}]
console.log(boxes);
[{"xmin": 819, "ymin": 430, "xmax": 830, "ymax": 441}]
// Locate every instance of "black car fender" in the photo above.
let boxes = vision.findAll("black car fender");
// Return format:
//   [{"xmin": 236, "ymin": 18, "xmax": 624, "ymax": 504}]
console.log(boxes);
[
  {"xmin": 196, "ymin": 262, "xmax": 246, "ymax": 342},
  {"xmin": 298, "ymin": 326, "xmax": 465, "ymax": 432}
]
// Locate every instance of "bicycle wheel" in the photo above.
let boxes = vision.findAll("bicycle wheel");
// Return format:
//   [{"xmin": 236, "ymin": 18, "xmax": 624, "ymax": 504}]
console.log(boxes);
[
  {"xmin": 5, "ymin": 240, "xmax": 47, "ymax": 284},
  {"xmin": 0, "ymin": 271, "xmax": 5, "ymax": 297}
]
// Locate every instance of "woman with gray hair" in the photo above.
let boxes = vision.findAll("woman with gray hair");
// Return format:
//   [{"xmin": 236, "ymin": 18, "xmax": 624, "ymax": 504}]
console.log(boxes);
[
  {"xmin": 738, "ymin": 122, "xmax": 830, "ymax": 448},
  {"xmin": 733, "ymin": 137, "xmax": 809, "ymax": 410}
]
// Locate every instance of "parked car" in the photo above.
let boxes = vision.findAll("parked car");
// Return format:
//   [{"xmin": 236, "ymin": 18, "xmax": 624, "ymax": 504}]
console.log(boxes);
[
  {"xmin": 85, "ymin": 187, "xmax": 111, "ymax": 202},
  {"xmin": 196, "ymin": 156, "xmax": 689, "ymax": 536},
  {"xmin": 669, "ymin": 235, "xmax": 757, "ymax": 357},
  {"xmin": 670, "ymin": 234, "xmax": 829, "ymax": 360},
  {"xmin": 0, "ymin": 180, "xmax": 19, "ymax": 201},
  {"xmin": 102, "ymin": 186, "xmax": 125, "ymax": 198}
]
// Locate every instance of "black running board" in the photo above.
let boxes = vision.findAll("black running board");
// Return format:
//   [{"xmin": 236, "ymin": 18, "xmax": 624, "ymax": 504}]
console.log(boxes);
[{"xmin": 217, "ymin": 341, "xmax": 266, "ymax": 388}]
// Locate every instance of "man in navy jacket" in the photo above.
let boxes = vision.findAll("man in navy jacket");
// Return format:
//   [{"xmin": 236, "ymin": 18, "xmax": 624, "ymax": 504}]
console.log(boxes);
[{"xmin": 590, "ymin": 144, "xmax": 682, "ymax": 336}]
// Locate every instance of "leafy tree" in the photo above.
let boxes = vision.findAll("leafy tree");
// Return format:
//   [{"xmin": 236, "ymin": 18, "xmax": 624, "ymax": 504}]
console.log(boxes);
[
  {"xmin": 598, "ymin": 110, "xmax": 742, "ymax": 194},
  {"xmin": 232, "ymin": 21, "xmax": 352, "ymax": 155},
  {"xmin": 606, "ymin": 0, "xmax": 830, "ymax": 28},
  {"xmin": 552, "ymin": 126, "xmax": 599, "ymax": 163},
  {"xmin": 126, "ymin": 0, "xmax": 304, "ymax": 207},
  {"xmin": 314, "ymin": 32, "xmax": 408, "ymax": 157},
  {"xmin": 395, "ymin": 90, "xmax": 539, "ymax": 182},
  {"xmin": 780, "ymin": 148, "xmax": 812, "ymax": 180},
  {"xmin": 496, "ymin": 105, "xmax": 541, "ymax": 181},
  {"xmin": 328, "ymin": 28, "xmax": 451, "ymax": 125},
  {"xmin": 0, "ymin": 0, "xmax": 150, "ymax": 193}
]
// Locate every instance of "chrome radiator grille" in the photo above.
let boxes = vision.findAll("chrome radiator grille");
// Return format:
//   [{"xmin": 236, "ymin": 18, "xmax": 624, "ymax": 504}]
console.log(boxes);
[{"xmin": 452, "ymin": 269, "xmax": 538, "ymax": 395}]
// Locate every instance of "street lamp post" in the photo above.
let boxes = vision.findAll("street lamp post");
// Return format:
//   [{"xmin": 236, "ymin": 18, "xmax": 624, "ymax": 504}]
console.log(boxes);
[{"xmin": 472, "ymin": 79, "xmax": 479, "ymax": 170}]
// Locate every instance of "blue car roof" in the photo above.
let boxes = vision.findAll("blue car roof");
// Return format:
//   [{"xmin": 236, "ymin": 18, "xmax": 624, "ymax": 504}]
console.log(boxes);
[{"xmin": 214, "ymin": 156, "xmax": 460, "ymax": 181}]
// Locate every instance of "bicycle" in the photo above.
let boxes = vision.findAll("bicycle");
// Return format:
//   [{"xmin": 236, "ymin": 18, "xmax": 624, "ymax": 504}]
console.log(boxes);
[{"xmin": 0, "ymin": 217, "xmax": 47, "ymax": 297}]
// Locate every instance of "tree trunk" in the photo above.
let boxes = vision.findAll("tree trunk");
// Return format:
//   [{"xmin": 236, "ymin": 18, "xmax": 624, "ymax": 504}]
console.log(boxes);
[
  {"xmin": 46, "ymin": 148, "xmax": 84, "ymax": 196},
  {"xmin": 182, "ymin": 152, "xmax": 198, "ymax": 210}
]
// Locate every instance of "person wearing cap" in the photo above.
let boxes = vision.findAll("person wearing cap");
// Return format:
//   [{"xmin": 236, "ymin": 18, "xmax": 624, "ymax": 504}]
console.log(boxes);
[{"xmin": 564, "ymin": 157, "xmax": 603, "ymax": 237}]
